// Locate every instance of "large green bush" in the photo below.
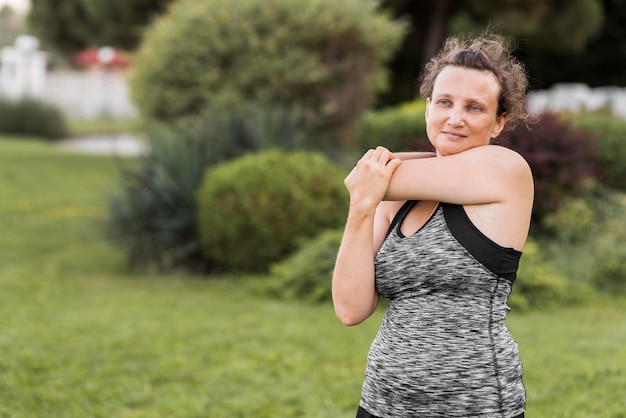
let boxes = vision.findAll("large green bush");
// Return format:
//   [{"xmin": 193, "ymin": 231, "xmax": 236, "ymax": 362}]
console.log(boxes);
[
  {"xmin": 130, "ymin": 0, "xmax": 407, "ymax": 138},
  {"xmin": 569, "ymin": 111, "xmax": 626, "ymax": 190},
  {"xmin": 0, "ymin": 98, "xmax": 67, "ymax": 139},
  {"xmin": 197, "ymin": 150, "xmax": 347, "ymax": 273},
  {"xmin": 356, "ymin": 100, "xmax": 431, "ymax": 152}
]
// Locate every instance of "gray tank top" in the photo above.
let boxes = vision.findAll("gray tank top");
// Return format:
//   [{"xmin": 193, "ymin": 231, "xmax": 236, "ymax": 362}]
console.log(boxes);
[{"xmin": 360, "ymin": 202, "xmax": 526, "ymax": 417}]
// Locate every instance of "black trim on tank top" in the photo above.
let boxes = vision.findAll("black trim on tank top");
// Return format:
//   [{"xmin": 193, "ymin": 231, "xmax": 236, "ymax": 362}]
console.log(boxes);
[
  {"xmin": 384, "ymin": 200, "xmax": 417, "ymax": 239},
  {"xmin": 442, "ymin": 203, "xmax": 521, "ymax": 282}
]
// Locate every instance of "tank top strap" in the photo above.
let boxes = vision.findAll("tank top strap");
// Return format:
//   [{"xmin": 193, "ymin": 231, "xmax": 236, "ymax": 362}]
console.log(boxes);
[{"xmin": 384, "ymin": 200, "xmax": 417, "ymax": 239}]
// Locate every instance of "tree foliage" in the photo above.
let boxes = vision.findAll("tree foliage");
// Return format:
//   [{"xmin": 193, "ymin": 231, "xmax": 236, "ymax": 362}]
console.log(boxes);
[
  {"xmin": 379, "ymin": 0, "xmax": 605, "ymax": 104},
  {"xmin": 515, "ymin": 0, "xmax": 626, "ymax": 88},
  {"xmin": 455, "ymin": 0, "xmax": 603, "ymax": 53},
  {"xmin": 27, "ymin": 0, "xmax": 173, "ymax": 53},
  {"xmin": 130, "ymin": 0, "xmax": 407, "ymax": 137}
]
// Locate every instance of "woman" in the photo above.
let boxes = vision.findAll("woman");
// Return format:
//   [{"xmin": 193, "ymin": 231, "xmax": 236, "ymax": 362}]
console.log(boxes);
[{"xmin": 332, "ymin": 34, "xmax": 533, "ymax": 418}]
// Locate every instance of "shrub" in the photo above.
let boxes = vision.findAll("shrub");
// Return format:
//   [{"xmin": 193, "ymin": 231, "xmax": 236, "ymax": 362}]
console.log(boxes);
[
  {"xmin": 107, "ymin": 104, "xmax": 316, "ymax": 272},
  {"xmin": 262, "ymin": 229, "xmax": 343, "ymax": 303},
  {"xmin": 356, "ymin": 100, "xmax": 431, "ymax": 153},
  {"xmin": 537, "ymin": 191, "xmax": 626, "ymax": 298},
  {"xmin": 510, "ymin": 238, "xmax": 585, "ymax": 310},
  {"xmin": 0, "ymin": 97, "xmax": 67, "ymax": 139},
  {"xmin": 197, "ymin": 150, "xmax": 347, "ymax": 273},
  {"xmin": 542, "ymin": 196, "xmax": 596, "ymax": 244},
  {"xmin": 131, "ymin": 0, "xmax": 407, "ymax": 139},
  {"xmin": 502, "ymin": 112, "xmax": 599, "ymax": 224},
  {"xmin": 569, "ymin": 111, "xmax": 626, "ymax": 190},
  {"xmin": 589, "ymin": 192, "xmax": 626, "ymax": 295},
  {"xmin": 592, "ymin": 245, "xmax": 626, "ymax": 295}
]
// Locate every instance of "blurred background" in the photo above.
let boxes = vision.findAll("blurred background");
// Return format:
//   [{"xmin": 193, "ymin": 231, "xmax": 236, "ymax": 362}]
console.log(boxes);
[
  {"xmin": 4, "ymin": 0, "xmax": 626, "ymax": 122},
  {"xmin": 0, "ymin": 0, "xmax": 624, "ymax": 417}
]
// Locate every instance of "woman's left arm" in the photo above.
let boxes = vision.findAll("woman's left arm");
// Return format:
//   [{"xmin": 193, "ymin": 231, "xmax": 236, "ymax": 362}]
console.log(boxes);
[{"xmin": 384, "ymin": 145, "xmax": 533, "ymax": 205}]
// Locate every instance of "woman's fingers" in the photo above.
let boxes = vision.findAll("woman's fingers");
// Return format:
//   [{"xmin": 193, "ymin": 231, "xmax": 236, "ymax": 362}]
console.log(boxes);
[
  {"xmin": 362, "ymin": 146, "xmax": 395, "ymax": 165},
  {"xmin": 386, "ymin": 156, "xmax": 402, "ymax": 172}
]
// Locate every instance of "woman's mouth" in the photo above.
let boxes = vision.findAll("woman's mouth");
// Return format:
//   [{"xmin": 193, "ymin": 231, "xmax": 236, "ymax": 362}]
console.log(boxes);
[{"xmin": 442, "ymin": 130, "xmax": 466, "ymax": 139}]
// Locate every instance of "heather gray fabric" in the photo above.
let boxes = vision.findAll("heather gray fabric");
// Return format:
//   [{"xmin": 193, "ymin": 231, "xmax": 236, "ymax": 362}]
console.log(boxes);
[{"xmin": 360, "ymin": 204, "xmax": 525, "ymax": 418}]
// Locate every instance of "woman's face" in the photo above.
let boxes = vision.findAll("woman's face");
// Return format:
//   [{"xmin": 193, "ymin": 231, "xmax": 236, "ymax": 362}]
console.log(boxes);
[{"xmin": 425, "ymin": 65, "xmax": 506, "ymax": 156}]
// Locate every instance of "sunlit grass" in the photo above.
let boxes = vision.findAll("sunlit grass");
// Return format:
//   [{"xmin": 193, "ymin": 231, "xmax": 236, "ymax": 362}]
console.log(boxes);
[{"xmin": 0, "ymin": 137, "xmax": 624, "ymax": 417}]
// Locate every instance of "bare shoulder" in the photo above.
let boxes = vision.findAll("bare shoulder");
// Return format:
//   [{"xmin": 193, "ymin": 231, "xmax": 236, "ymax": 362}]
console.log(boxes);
[
  {"xmin": 465, "ymin": 144, "xmax": 530, "ymax": 168},
  {"xmin": 464, "ymin": 145, "xmax": 533, "ymax": 184}
]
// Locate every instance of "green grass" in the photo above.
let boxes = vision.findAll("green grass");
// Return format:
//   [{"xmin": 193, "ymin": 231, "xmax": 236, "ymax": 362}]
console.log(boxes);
[{"xmin": 0, "ymin": 137, "xmax": 625, "ymax": 417}]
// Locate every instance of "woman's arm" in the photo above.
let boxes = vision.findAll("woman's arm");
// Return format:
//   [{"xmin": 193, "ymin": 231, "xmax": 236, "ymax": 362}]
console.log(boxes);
[
  {"xmin": 384, "ymin": 145, "xmax": 532, "ymax": 205},
  {"xmin": 332, "ymin": 148, "xmax": 401, "ymax": 326}
]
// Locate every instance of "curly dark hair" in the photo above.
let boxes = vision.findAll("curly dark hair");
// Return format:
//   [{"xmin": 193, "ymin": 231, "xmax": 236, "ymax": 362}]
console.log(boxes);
[{"xmin": 418, "ymin": 34, "xmax": 530, "ymax": 130}]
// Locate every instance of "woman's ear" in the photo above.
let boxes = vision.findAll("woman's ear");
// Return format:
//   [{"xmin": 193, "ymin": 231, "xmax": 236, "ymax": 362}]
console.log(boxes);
[
  {"xmin": 425, "ymin": 97, "xmax": 431, "ymax": 121},
  {"xmin": 491, "ymin": 113, "xmax": 507, "ymax": 138}
]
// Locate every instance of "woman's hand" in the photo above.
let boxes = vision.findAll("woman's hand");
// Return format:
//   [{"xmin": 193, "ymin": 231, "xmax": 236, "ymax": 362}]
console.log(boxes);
[{"xmin": 344, "ymin": 146, "xmax": 402, "ymax": 212}]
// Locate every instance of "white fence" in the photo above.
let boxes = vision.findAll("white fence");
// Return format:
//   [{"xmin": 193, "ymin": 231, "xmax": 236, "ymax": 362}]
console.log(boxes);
[
  {"xmin": 44, "ymin": 69, "xmax": 138, "ymax": 119},
  {"xmin": 0, "ymin": 35, "xmax": 138, "ymax": 120}
]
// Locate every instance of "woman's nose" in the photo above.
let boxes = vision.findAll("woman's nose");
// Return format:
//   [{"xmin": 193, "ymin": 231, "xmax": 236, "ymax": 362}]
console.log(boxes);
[{"xmin": 446, "ymin": 106, "xmax": 464, "ymax": 126}]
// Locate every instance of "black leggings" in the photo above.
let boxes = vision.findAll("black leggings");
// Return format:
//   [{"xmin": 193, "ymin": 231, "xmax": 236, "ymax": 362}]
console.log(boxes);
[{"xmin": 357, "ymin": 405, "xmax": 525, "ymax": 418}]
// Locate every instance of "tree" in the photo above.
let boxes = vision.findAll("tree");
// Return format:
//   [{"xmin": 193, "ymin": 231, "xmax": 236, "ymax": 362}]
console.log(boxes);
[
  {"xmin": 456, "ymin": 0, "xmax": 604, "ymax": 54},
  {"xmin": 515, "ymin": 0, "xmax": 626, "ymax": 88},
  {"xmin": 379, "ymin": 0, "xmax": 604, "ymax": 104},
  {"xmin": 27, "ymin": 0, "xmax": 173, "ymax": 54},
  {"xmin": 130, "ymin": 0, "xmax": 407, "ymax": 139}
]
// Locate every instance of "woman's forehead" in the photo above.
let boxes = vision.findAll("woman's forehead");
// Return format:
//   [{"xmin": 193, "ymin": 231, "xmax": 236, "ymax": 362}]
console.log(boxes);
[{"xmin": 432, "ymin": 65, "xmax": 501, "ymax": 101}]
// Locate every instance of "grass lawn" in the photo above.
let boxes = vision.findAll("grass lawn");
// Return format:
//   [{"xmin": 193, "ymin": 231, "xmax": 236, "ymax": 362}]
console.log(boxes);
[{"xmin": 0, "ymin": 137, "xmax": 624, "ymax": 417}]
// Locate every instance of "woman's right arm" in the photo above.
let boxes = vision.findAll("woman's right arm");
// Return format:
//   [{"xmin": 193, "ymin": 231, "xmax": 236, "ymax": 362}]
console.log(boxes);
[
  {"xmin": 332, "ymin": 205, "xmax": 380, "ymax": 326},
  {"xmin": 332, "ymin": 148, "xmax": 401, "ymax": 326}
]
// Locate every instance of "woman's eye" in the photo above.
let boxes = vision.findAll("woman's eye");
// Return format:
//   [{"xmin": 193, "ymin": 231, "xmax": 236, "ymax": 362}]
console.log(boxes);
[
  {"xmin": 438, "ymin": 99, "xmax": 451, "ymax": 106},
  {"xmin": 468, "ymin": 104, "xmax": 481, "ymax": 111}
]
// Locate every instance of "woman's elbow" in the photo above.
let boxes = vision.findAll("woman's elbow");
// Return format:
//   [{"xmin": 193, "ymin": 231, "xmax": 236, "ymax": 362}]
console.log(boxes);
[
  {"xmin": 335, "ymin": 310, "xmax": 365, "ymax": 326},
  {"xmin": 333, "ymin": 301, "xmax": 376, "ymax": 326}
]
